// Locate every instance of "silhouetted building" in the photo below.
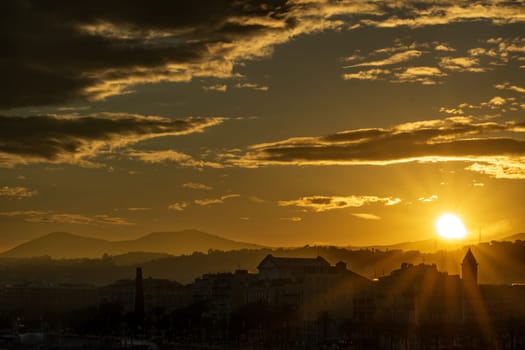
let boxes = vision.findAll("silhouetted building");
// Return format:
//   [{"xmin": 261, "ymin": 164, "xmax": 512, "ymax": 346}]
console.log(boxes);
[
  {"xmin": 99, "ymin": 277, "xmax": 190, "ymax": 314},
  {"xmin": 373, "ymin": 262, "xmax": 462, "ymax": 326},
  {"xmin": 257, "ymin": 254, "xmax": 330, "ymax": 280},
  {"xmin": 0, "ymin": 282, "xmax": 97, "ymax": 318},
  {"xmin": 462, "ymin": 247, "xmax": 478, "ymax": 286},
  {"xmin": 134, "ymin": 267, "xmax": 145, "ymax": 325},
  {"xmin": 193, "ymin": 269, "xmax": 258, "ymax": 320}
]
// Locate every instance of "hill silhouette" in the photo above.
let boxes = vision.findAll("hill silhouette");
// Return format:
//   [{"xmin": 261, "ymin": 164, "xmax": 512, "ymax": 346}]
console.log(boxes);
[
  {"xmin": 0, "ymin": 241, "xmax": 524, "ymax": 286},
  {"xmin": 501, "ymin": 232, "xmax": 525, "ymax": 242},
  {"xmin": 0, "ymin": 230, "xmax": 262, "ymax": 259}
]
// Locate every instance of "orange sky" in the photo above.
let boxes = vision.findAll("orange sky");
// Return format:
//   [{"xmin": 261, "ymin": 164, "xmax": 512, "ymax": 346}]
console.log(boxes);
[{"xmin": 0, "ymin": 1, "xmax": 524, "ymax": 249}]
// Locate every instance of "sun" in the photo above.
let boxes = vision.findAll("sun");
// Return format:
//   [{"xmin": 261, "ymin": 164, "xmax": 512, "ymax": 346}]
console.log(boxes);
[{"xmin": 435, "ymin": 213, "xmax": 467, "ymax": 240}]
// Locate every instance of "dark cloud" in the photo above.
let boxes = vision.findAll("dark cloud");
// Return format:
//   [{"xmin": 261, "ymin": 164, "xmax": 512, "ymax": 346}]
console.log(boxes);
[
  {"xmin": 1, "ymin": 0, "xmax": 294, "ymax": 108},
  {"xmin": 4, "ymin": 1, "xmax": 523, "ymax": 108},
  {"xmin": 0, "ymin": 114, "xmax": 223, "ymax": 166},
  {"xmin": 233, "ymin": 117, "xmax": 525, "ymax": 178},
  {"xmin": 278, "ymin": 195, "xmax": 401, "ymax": 212}
]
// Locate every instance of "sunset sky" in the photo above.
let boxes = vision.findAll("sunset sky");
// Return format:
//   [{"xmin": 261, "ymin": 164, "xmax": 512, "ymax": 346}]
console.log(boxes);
[{"xmin": 1, "ymin": 0, "xmax": 524, "ymax": 249}]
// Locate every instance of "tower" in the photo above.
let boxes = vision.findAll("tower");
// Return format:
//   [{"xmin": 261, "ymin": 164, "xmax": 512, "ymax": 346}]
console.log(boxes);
[
  {"xmin": 462, "ymin": 248, "xmax": 478, "ymax": 286},
  {"xmin": 134, "ymin": 267, "xmax": 145, "ymax": 329}
]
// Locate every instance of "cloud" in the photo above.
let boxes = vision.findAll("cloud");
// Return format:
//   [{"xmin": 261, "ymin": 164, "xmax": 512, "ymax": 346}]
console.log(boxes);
[
  {"xmin": 359, "ymin": 3, "xmax": 524, "ymax": 28},
  {"xmin": 466, "ymin": 159, "xmax": 525, "ymax": 180},
  {"xmin": 194, "ymin": 194, "xmax": 240, "ymax": 206},
  {"xmin": 127, "ymin": 207, "xmax": 151, "ymax": 211},
  {"xmin": 230, "ymin": 117, "xmax": 525, "ymax": 179},
  {"xmin": 0, "ymin": 186, "xmax": 38, "ymax": 198},
  {"xmin": 203, "ymin": 84, "xmax": 227, "ymax": 92},
  {"xmin": 441, "ymin": 94, "xmax": 520, "ymax": 117},
  {"xmin": 168, "ymin": 202, "xmax": 188, "ymax": 211},
  {"xmin": 181, "ymin": 182, "xmax": 212, "ymax": 190},
  {"xmin": 278, "ymin": 195, "xmax": 401, "ymax": 212},
  {"xmin": 342, "ymin": 36, "xmax": 523, "ymax": 85},
  {"xmin": 5, "ymin": 1, "xmax": 523, "ymax": 108},
  {"xmin": 495, "ymin": 82, "xmax": 525, "ymax": 93},
  {"xmin": 439, "ymin": 57, "xmax": 485, "ymax": 72},
  {"xmin": 418, "ymin": 195, "xmax": 439, "ymax": 203},
  {"xmin": 343, "ymin": 69, "xmax": 391, "ymax": 81},
  {"xmin": 346, "ymin": 50, "xmax": 423, "ymax": 68},
  {"xmin": 393, "ymin": 66, "xmax": 446, "ymax": 84},
  {"xmin": 128, "ymin": 150, "xmax": 223, "ymax": 168},
  {"xmin": 0, "ymin": 114, "xmax": 223, "ymax": 167},
  {"xmin": 487, "ymin": 96, "xmax": 506, "ymax": 107},
  {"xmin": 248, "ymin": 196, "xmax": 268, "ymax": 203},
  {"xmin": 351, "ymin": 213, "xmax": 381, "ymax": 220},
  {"xmin": 280, "ymin": 217, "xmax": 302, "ymax": 222},
  {"xmin": 1, "ymin": 0, "xmax": 380, "ymax": 108},
  {"xmin": 235, "ymin": 82, "xmax": 269, "ymax": 91},
  {"xmin": 434, "ymin": 43, "xmax": 456, "ymax": 52},
  {"xmin": 0, "ymin": 210, "xmax": 134, "ymax": 225}
]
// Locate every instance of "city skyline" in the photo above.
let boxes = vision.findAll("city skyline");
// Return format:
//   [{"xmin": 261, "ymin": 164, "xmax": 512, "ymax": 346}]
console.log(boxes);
[{"xmin": 1, "ymin": 1, "xmax": 524, "ymax": 249}]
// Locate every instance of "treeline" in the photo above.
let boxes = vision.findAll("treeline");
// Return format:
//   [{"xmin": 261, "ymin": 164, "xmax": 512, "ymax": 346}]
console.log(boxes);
[{"xmin": 0, "ymin": 240, "xmax": 524, "ymax": 286}]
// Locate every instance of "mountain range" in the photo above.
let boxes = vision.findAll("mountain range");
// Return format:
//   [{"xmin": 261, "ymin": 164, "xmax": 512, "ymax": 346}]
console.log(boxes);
[
  {"xmin": 0, "ymin": 230, "xmax": 262, "ymax": 259},
  {"xmin": 1, "ymin": 230, "xmax": 523, "ymax": 259}
]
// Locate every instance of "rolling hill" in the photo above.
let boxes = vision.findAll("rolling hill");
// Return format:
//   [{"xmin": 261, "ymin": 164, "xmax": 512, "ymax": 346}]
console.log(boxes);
[
  {"xmin": 0, "ymin": 230, "xmax": 262, "ymax": 259},
  {"xmin": 500, "ymin": 232, "xmax": 525, "ymax": 242}
]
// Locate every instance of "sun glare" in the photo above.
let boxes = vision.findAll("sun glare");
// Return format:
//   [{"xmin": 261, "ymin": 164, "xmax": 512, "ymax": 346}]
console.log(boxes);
[{"xmin": 435, "ymin": 213, "xmax": 467, "ymax": 240}]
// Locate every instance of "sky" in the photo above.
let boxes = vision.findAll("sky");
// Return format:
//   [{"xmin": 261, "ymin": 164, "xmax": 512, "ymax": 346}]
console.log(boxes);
[{"xmin": 0, "ymin": 0, "xmax": 524, "ymax": 249}]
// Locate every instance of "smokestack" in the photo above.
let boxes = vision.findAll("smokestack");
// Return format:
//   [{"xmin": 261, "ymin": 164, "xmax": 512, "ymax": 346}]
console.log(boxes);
[{"xmin": 134, "ymin": 267, "xmax": 145, "ymax": 328}]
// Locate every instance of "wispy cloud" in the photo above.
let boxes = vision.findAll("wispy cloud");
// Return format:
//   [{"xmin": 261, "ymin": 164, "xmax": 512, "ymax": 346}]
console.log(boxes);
[
  {"xmin": 6, "ymin": 1, "xmax": 523, "ymax": 108},
  {"xmin": 359, "ymin": 3, "xmax": 524, "ymax": 28},
  {"xmin": 495, "ymin": 82, "xmax": 525, "ymax": 94},
  {"xmin": 0, "ymin": 114, "xmax": 224, "ymax": 168},
  {"xmin": 234, "ymin": 82, "xmax": 269, "ymax": 91},
  {"xmin": 181, "ymin": 182, "xmax": 212, "ymax": 190},
  {"xmin": 126, "ymin": 207, "xmax": 152, "ymax": 211},
  {"xmin": 352, "ymin": 213, "xmax": 381, "ymax": 220},
  {"xmin": 440, "ymin": 94, "xmax": 523, "ymax": 117},
  {"xmin": 0, "ymin": 186, "xmax": 38, "ymax": 199},
  {"xmin": 128, "ymin": 150, "xmax": 223, "ymax": 169},
  {"xmin": 278, "ymin": 195, "xmax": 401, "ymax": 212},
  {"xmin": 438, "ymin": 56, "xmax": 485, "ymax": 72},
  {"xmin": 342, "ymin": 36, "xmax": 524, "ymax": 85},
  {"xmin": 168, "ymin": 202, "xmax": 188, "ymax": 211},
  {"xmin": 203, "ymin": 84, "xmax": 227, "ymax": 92},
  {"xmin": 194, "ymin": 194, "xmax": 240, "ymax": 206},
  {"xmin": 345, "ymin": 50, "xmax": 423, "ymax": 68},
  {"xmin": 394, "ymin": 66, "xmax": 446, "ymax": 85},
  {"xmin": 418, "ymin": 195, "xmax": 439, "ymax": 203},
  {"xmin": 230, "ymin": 117, "xmax": 525, "ymax": 179},
  {"xmin": 280, "ymin": 217, "xmax": 302, "ymax": 222},
  {"xmin": 0, "ymin": 210, "xmax": 134, "ymax": 226}
]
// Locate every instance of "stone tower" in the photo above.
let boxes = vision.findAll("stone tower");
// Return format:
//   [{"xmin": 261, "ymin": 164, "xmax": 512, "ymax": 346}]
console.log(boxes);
[
  {"xmin": 462, "ymin": 248, "xmax": 478, "ymax": 286},
  {"xmin": 134, "ymin": 267, "xmax": 145, "ymax": 327}
]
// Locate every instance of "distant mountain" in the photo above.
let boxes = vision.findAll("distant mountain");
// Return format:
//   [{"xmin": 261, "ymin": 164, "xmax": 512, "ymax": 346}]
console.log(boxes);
[
  {"xmin": 0, "ymin": 230, "xmax": 262, "ymax": 259},
  {"xmin": 351, "ymin": 238, "xmax": 467, "ymax": 253},
  {"xmin": 500, "ymin": 232, "xmax": 525, "ymax": 242}
]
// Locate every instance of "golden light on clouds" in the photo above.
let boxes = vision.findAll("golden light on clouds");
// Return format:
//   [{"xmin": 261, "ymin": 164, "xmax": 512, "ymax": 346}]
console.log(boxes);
[{"xmin": 1, "ymin": 0, "xmax": 524, "ymax": 247}]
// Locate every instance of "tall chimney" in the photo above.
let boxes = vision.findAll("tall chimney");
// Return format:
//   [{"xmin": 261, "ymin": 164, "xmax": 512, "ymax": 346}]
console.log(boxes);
[{"xmin": 134, "ymin": 267, "xmax": 145, "ymax": 328}]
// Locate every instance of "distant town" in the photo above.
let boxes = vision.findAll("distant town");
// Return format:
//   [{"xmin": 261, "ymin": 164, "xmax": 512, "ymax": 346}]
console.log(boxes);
[{"xmin": 1, "ymin": 246, "xmax": 525, "ymax": 349}]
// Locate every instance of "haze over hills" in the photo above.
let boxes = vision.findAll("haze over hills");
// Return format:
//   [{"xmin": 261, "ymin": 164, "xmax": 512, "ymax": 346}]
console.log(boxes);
[
  {"xmin": 501, "ymin": 232, "xmax": 525, "ymax": 242},
  {"xmin": 2, "ymin": 229, "xmax": 524, "ymax": 260},
  {"xmin": 0, "ymin": 230, "xmax": 263, "ymax": 259}
]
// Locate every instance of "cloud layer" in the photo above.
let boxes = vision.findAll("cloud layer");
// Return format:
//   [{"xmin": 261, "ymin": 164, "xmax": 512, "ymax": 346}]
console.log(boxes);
[
  {"xmin": 343, "ymin": 37, "xmax": 524, "ymax": 85},
  {"xmin": 232, "ymin": 117, "xmax": 525, "ymax": 179},
  {"xmin": 278, "ymin": 195, "xmax": 400, "ymax": 212},
  {"xmin": 0, "ymin": 210, "xmax": 133, "ymax": 226},
  {"xmin": 0, "ymin": 186, "xmax": 38, "ymax": 199},
  {"xmin": 0, "ymin": 114, "xmax": 223, "ymax": 167},
  {"xmin": 4, "ymin": 1, "xmax": 523, "ymax": 108}
]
